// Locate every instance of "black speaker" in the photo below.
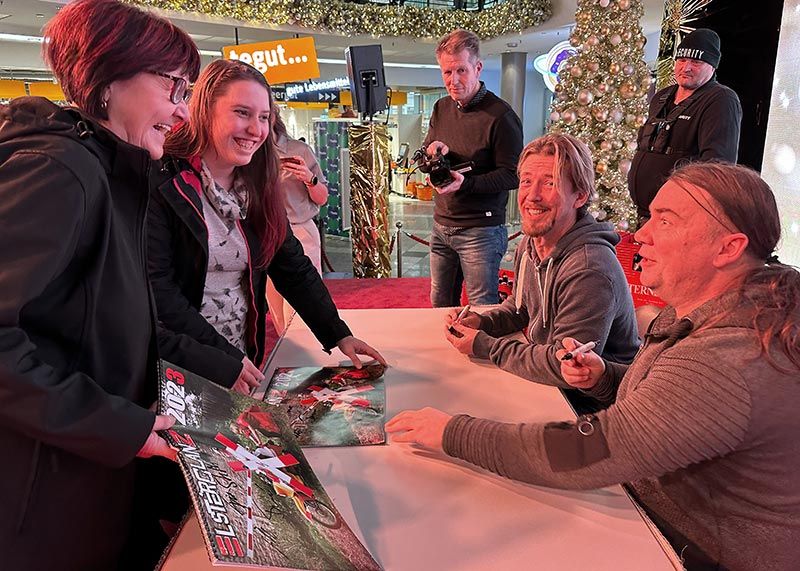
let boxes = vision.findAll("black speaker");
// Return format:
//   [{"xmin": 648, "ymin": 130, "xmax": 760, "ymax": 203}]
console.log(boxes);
[{"xmin": 345, "ymin": 45, "xmax": 388, "ymax": 118}]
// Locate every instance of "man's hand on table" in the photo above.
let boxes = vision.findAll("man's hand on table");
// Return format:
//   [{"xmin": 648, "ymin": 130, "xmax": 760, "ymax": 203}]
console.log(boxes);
[
  {"xmin": 386, "ymin": 407, "xmax": 453, "ymax": 452},
  {"xmin": 336, "ymin": 335, "xmax": 387, "ymax": 369},
  {"xmin": 444, "ymin": 321, "xmax": 479, "ymax": 356}
]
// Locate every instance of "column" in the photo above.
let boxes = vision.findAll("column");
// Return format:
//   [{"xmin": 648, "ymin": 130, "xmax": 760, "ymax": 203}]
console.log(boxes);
[{"xmin": 501, "ymin": 52, "xmax": 527, "ymax": 119}]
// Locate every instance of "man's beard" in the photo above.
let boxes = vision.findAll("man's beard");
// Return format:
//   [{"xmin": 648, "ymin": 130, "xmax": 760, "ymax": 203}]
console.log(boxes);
[{"xmin": 522, "ymin": 215, "xmax": 555, "ymax": 237}]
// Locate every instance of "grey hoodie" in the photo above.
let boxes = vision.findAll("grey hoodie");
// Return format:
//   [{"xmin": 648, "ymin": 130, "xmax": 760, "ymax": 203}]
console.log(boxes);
[{"xmin": 472, "ymin": 213, "xmax": 639, "ymax": 402}]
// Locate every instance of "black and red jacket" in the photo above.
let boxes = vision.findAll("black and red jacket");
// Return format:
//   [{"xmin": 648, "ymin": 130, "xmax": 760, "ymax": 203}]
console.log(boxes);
[{"xmin": 148, "ymin": 156, "xmax": 351, "ymax": 386}]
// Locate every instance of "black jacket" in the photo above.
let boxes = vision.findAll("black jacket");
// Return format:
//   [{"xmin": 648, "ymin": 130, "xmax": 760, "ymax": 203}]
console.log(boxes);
[
  {"xmin": 628, "ymin": 79, "xmax": 742, "ymax": 219},
  {"xmin": 0, "ymin": 97, "xmax": 161, "ymax": 569},
  {"xmin": 422, "ymin": 85, "xmax": 522, "ymax": 227},
  {"xmin": 148, "ymin": 156, "xmax": 352, "ymax": 385}
]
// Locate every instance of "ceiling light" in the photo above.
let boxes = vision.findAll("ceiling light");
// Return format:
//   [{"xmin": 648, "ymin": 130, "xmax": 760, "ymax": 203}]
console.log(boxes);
[
  {"xmin": 0, "ymin": 33, "xmax": 44, "ymax": 44},
  {"xmin": 198, "ymin": 49, "xmax": 221, "ymax": 57}
]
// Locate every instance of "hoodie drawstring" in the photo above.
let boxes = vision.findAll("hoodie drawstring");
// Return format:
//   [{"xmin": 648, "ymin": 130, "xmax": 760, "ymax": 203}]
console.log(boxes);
[
  {"xmin": 515, "ymin": 249, "xmax": 528, "ymax": 314},
  {"xmin": 534, "ymin": 258, "xmax": 554, "ymax": 329}
]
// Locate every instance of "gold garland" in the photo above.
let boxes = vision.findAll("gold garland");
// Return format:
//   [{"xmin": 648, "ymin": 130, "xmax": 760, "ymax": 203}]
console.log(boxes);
[{"xmin": 126, "ymin": 0, "xmax": 552, "ymax": 40}]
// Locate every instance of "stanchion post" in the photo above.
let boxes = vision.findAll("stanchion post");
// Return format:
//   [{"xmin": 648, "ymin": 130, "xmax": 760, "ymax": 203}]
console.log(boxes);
[{"xmin": 395, "ymin": 220, "xmax": 403, "ymax": 278}]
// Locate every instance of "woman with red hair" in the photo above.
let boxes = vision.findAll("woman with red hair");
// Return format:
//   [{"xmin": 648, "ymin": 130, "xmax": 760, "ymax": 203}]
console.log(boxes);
[{"xmin": 0, "ymin": 1, "xmax": 204, "ymax": 568}]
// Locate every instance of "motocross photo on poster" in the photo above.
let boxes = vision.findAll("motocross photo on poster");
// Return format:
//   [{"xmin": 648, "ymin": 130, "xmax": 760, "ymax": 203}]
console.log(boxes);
[
  {"xmin": 264, "ymin": 364, "xmax": 386, "ymax": 447},
  {"xmin": 157, "ymin": 360, "xmax": 381, "ymax": 571}
]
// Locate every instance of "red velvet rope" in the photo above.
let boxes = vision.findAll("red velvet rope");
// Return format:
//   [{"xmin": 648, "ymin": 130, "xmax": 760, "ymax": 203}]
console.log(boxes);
[{"xmin": 398, "ymin": 229, "xmax": 523, "ymax": 248}]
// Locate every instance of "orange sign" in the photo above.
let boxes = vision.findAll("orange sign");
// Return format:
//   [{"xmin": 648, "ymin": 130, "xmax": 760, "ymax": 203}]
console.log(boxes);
[{"xmin": 223, "ymin": 37, "xmax": 320, "ymax": 85}]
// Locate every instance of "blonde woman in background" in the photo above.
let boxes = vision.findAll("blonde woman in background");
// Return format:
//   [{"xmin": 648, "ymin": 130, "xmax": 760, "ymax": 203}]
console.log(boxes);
[{"xmin": 266, "ymin": 105, "xmax": 329, "ymax": 331}]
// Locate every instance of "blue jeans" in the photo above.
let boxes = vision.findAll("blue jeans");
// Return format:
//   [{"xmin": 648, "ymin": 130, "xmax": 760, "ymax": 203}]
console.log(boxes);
[{"xmin": 429, "ymin": 223, "xmax": 508, "ymax": 307}]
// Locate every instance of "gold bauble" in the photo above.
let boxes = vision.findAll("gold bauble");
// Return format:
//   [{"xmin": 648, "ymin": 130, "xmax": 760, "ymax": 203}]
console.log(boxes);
[
  {"xmin": 587, "ymin": 35, "xmax": 600, "ymax": 47},
  {"xmin": 609, "ymin": 62, "xmax": 621, "ymax": 75},
  {"xmin": 562, "ymin": 109, "xmax": 578, "ymax": 124},
  {"xmin": 570, "ymin": 65, "xmax": 583, "ymax": 78},
  {"xmin": 596, "ymin": 160, "xmax": 608, "ymax": 174},
  {"xmin": 618, "ymin": 0, "xmax": 631, "ymax": 10},
  {"xmin": 577, "ymin": 88, "xmax": 594, "ymax": 105},
  {"xmin": 619, "ymin": 82, "xmax": 635, "ymax": 98},
  {"xmin": 593, "ymin": 107, "xmax": 609, "ymax": 121}
]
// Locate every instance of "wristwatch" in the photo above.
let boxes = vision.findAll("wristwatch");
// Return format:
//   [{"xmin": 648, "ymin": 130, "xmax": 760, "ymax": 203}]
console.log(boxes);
[{"xmin": 305, "ymin": 175, "xmax": 318, "ymax": 187}]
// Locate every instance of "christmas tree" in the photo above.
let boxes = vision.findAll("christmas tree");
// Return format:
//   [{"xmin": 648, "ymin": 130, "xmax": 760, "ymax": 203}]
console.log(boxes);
[{"xmin": 549, "ymin": 0, "xmax": 651, "ymax": 229}]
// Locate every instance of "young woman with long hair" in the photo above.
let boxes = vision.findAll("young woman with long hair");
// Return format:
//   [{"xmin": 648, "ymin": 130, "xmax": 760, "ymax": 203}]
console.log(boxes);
[{"xmin": 148, "ymin": 59, "xmax": 384, "ymax": 393}]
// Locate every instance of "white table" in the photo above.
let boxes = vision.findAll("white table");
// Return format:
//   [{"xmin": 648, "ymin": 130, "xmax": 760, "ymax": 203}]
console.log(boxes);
[{"xmin": 161, "ymin": 308, "xmax": 681, "ymax": 571}]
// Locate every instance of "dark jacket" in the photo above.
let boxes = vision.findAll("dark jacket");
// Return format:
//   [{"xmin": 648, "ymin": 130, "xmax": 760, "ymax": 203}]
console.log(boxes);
[
  {"xmin": 472, "ymin": 213, "xmax": 639, "ymax": 405},
  {"xmin": 0, "ymin": 97, "xmax": 160, "ymax": 570},
  {"xmin": 148, "ymin": 156, "xmax": 352, "ymax": 386},
  {"xmin": 422, "ymin": 84, "xmax": 522, "ymax": 227},
  {"xmin": 628, "ymin": 79, "xmax": 742, "ymax": 219}
]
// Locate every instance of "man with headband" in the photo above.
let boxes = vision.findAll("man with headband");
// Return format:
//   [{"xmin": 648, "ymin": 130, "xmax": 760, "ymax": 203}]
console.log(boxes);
[
  {"xmin": 388, "ymin": 163, "xmax": 800, "ymax": 570},
  {"xmin": 628, "ymin": 28, "xmax": 742, "ymax": 226}
]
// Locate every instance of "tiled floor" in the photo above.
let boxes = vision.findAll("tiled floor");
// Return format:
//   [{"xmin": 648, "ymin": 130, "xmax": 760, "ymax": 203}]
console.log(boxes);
[{"xmin": 322, "ymin": 194, "xmax": 522, "ymax": 278}]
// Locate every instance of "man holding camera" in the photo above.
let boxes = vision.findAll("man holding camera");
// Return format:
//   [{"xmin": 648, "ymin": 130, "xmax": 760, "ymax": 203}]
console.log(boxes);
[
  {"xmin": 422, "ymin": 29, "xmax": 523, "ymax": 308},
  {"xmin": 628, "ymin": 28, "xmax": 741, "ymax": 226}
]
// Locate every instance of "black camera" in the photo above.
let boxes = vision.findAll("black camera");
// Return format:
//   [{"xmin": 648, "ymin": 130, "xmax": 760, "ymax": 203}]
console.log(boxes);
[{"xmin": 412, "ymin": 145, "xmax": 454, "ymax": 188}]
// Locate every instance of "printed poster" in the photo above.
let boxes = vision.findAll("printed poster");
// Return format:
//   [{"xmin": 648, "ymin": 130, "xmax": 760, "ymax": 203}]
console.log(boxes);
[
  {"xmin": 265, "ymin": 364, "xmax": 386, "ymax": 447},
  {"xmin": 157, "ymin": 360, "xmax": 381, "ymax": 570}
]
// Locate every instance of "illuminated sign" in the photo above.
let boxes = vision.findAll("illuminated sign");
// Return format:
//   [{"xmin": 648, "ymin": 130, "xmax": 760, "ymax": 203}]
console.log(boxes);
[
  {"xmin": 284, "ymin": 77, "xmax": 350, "ymax": 103},
  {"xmin": 533, "ymin": 41, "xmax": 577, "ymax": 92},
  {"xmin": 223, "ymin": 37, "xmax": 320, "ymax": 85}
]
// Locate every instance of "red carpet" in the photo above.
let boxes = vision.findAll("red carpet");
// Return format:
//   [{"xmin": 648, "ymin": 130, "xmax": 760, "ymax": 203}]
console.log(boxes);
[{"xmin": 322, "ymin": 277, "xmax": 432, "ymax": 309}]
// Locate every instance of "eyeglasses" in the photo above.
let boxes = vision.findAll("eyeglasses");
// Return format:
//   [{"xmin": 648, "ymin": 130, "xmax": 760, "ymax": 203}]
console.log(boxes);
[{"xmin": 151, "ymin": 71, "xmax": 191, "ymax": 104}]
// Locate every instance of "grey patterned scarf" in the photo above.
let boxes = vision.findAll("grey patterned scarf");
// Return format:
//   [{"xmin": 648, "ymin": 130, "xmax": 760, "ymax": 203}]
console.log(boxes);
[{"xmin": 199, "ymin": 160, "xmax": 248, "ymax": 231}]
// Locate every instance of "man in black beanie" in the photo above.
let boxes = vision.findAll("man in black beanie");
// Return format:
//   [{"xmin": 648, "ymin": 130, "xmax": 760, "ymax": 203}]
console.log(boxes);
[{"xmin": 628, "ymin": 28, "xmax": 742, "ymax": 225}]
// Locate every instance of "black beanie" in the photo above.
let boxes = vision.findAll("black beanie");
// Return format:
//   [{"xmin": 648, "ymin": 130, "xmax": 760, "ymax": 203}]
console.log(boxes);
[{"xmin": 675, "ymin": 28, "xmax": 721, "ymax": 68}]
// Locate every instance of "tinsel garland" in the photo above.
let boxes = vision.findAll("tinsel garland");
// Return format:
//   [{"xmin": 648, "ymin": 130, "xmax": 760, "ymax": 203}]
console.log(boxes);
[
  {"xmin": 548, "ymin": 0, "xmax": 649, "ymax": 229},
  {"xmin": 126, "ymin": 0, "xmax": 552, "ymax": 40}
]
